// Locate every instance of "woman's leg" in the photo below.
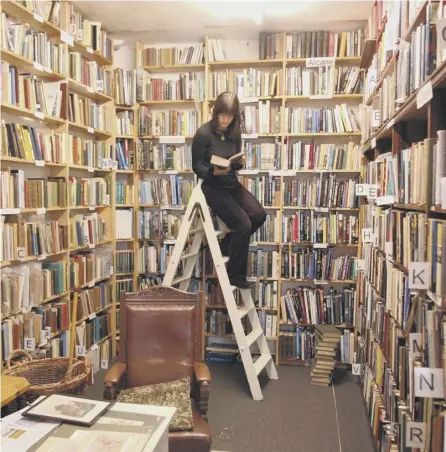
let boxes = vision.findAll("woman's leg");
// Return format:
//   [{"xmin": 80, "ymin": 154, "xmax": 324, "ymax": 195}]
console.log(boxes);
[
  {"xmin": 229, "ymin": 183, "xmax": 267, "ymax": 234},
  {"xmin": 202, "ymin": 184, "xmax": 253, "ymax": 287}
]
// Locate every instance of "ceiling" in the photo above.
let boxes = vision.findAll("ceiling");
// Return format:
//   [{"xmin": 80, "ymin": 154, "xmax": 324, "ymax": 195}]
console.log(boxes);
[{"xmin": 74, "ymin": 0, "xmax": 371, "ymax": 44}]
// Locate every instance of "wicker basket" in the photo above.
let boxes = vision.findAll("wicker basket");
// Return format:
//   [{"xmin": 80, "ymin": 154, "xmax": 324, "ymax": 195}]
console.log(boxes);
[{"xmin": 3, "ymin": 350, "xmax": 90, "ymax": 402}]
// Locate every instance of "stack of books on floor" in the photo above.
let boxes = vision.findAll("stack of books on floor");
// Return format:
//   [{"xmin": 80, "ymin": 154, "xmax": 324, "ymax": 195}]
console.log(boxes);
[{"xmin": 311, "ymin": 325, "xmax": 341, "ymax": 386}]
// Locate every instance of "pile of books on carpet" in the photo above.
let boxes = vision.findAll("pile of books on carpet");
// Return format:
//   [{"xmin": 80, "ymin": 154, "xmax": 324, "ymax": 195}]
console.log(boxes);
[{"xmin": 311, "ymin": 325, "xmax": 341, "ymax": 386}]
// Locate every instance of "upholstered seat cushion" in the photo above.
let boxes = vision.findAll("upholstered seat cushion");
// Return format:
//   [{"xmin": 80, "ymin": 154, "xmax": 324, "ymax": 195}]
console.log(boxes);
[{"xmin": 116, "ymin": 377, "xmax": 194, "ymax": 431}]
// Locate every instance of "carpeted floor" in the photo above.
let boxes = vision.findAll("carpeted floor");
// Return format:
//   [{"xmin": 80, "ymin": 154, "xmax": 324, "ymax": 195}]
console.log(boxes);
[{"xmin": 86, "ymin": 363, "xmax": 374, "ymax": 452}]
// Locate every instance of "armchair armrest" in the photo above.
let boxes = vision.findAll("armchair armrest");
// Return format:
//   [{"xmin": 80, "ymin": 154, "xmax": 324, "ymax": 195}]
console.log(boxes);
[
  {"xmin": 103, "ymin": 363, "xmax": 127, "ymax": 401},
  {"xmin": 193, "ymin": 362, "xmax": 211, "ymax": 420}
]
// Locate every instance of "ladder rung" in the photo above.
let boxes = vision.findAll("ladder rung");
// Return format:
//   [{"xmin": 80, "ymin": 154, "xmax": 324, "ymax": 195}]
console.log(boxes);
[
  {"xmin": 254, "ymin": 354, "xmax": 272, "ymax": 376},
  {"xmin": 189, "ymin": 227, "xmax": 203, "ymax": 234},
  {"xmin": 172, "ymin": 275, "xmax": 190, "ymax": 285},
  {"xmin": 222, "ymin": 256, "xmax": 229, "ymax": 264},
  {"xmin": 238, "ymin": 305, "xmax": 255, "ymax": 319},
  {"xmin": 216, "ymin": 230, "xmax": 226, "ymax": 237},
  {"xmin": 180, "ymin": 252, "xmax": 199, "ymax": 261},
  {"xmin": 246, "ymin": 328, "xmax": 263, "ymax": 348}
]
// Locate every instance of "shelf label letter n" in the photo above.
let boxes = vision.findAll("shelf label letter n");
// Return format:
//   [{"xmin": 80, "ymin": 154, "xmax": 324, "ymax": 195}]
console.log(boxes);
[{"xmin": 414, "ymin": 368, "xmax": 445, "ymax": 398}]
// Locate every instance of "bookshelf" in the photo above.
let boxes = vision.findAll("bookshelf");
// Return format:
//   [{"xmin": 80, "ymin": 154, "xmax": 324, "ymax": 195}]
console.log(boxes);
[
  {"xmin": 0, "ymin": 1, "xmax": 116, "ymax": 375},
  {"xmin": 357, "ymin": 0, "xmax": 446, "ymax": 449},
  {"xmin": 133, "ymin": 30, "xmax": 364, "ymax": 366}
]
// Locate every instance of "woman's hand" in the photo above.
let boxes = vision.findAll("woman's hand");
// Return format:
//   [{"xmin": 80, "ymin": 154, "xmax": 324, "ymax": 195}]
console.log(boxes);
[
  {"xmin": 213, "ymin": 166, "xmax": 231, "ymax": 176},
  {"xmin": 237, "ymin": 155, "xmax": 246, "ymax": 166}
]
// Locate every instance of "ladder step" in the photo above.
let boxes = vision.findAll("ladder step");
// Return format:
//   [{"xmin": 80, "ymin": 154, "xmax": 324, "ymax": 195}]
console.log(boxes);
[
  {"xmin": 254, "ymin": 354, "xmax": 272, "ymax": 376},
  {"xmin": 238, "ymin": 305, "xmax": 255, "ymax": 319},
  {"xmin": 172, "ymin": 275, "xmax": 190, "ymax": 285},
  {"xmin": 180, "ymin": 252, "xmax": 199, "ymax": 261},
  {"xmin": 216, "ymin": 230, "xmax": 226, "ymax": 238},
  {"xmin": 246, "ymin": 328, "xmax": 263, "ymax": 347},
  {"xmin": 222, "ymin": 256, "xmax": 229, "ymax": 264},
  {"xmin": 189, "ymin": 227, "xmax": 203, "ymax": 234}
]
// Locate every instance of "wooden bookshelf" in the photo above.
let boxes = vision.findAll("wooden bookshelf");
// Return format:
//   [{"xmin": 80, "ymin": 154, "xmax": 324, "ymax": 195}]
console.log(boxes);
[
  {"xmin": 358, "ymin": 0, "xmax": 446, "ymax": 449},
  {"xmin": 135, "ymin": 32, "xmax": 363, "ymax": 367},
  {"xmin": 0, "ymin": 1, "xmax": 116, "ymax": 372}
]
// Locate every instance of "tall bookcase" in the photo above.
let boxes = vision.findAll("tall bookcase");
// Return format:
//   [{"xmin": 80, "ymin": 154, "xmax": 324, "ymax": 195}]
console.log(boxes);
[
  {"xmin": 133, "ymin": 31, "xmax": 364, "ymax": 366},
  {"xmin": 357, "ymin": 0, "xmax": 446, "ymax": 449},
  {"xmin": 0, "ymin": 0, "xmax": 118, "ymax": 375}
]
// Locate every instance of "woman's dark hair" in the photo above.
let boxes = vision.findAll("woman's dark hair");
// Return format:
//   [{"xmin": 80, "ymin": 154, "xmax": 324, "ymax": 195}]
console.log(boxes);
[{"xmin": 211, "ymin": 92, "xmax": 242, "ymax": 139}]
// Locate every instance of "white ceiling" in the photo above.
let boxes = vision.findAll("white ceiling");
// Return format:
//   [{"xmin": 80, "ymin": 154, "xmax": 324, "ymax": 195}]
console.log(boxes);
[{"xmin": 74, "ymin": 0, "xmax": 372, "ymax": 44}]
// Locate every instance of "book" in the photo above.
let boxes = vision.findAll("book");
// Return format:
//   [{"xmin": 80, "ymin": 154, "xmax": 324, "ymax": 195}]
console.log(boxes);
[{"xmin": 210, "ymin": 152, "xmax": 244, "ymax": 169}]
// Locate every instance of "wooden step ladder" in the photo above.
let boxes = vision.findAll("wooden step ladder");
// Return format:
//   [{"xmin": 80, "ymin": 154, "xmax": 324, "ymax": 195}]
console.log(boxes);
[{"xmin": 162, "ymin": 179, "xmax": 278, "ymax": 400}]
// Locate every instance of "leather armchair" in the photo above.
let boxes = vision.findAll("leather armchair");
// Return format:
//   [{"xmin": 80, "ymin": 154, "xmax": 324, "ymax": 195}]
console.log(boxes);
[{"xmin": 104, "ymin": 286, "xmax": 211, "ymax": 452}]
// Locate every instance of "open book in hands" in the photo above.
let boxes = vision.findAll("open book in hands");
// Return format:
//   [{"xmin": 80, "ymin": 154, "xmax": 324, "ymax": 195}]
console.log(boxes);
[{"xmin": 210, "ymin": 152, "xmax": 244, "ymax": 169}]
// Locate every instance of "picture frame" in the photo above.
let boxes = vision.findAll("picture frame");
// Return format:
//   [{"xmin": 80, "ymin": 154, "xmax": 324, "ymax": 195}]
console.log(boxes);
[{"xmin": 22, "ymin": 394, "xmax": 112, "ymax": 427}]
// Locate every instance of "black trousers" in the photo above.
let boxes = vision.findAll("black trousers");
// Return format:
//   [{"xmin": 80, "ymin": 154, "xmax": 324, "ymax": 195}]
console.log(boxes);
[{"xmin": 202, "ymin": 182, "xmax": 267, "ymax": 281}]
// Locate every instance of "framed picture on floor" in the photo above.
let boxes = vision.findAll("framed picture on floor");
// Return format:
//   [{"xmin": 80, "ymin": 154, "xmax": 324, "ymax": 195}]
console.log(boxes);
[{"xmin": 22, "ymin": 394, "xmax": 112, "ymax": 427}]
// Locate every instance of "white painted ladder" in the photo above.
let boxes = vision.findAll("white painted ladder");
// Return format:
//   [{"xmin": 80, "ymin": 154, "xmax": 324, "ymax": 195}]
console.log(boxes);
[{"xmin": 162, "ymin": 179, "xmax": 278, "ymax": 400}]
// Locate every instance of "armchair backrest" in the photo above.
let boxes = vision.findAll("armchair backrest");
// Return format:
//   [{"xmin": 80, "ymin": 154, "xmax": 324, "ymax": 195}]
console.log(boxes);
[{"xmin": 119, "ymin": 286, "xmax": 203, "ymax": 388}]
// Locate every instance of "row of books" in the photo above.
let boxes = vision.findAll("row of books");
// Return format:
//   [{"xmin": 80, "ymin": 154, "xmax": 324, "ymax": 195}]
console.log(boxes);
[
  {"xmin": 68, "ymin": 52, "xmax": 113, "ymax": 95},
  {"xmin": 1, "ymin": 122, "xmax": 66, "ymax": 163},
  {"xmin": 70, "ymin": 213, "xmax": 107, "ymax": 249},
  {"xmin": 116, "ymin": 139, "xmax": 134, "ymax": 170},
  {"xmin": 75, "ymin": 313, "xmax": 111, "ymax": 352},
  {"xmin": 241, "ymin": 142, "xmax": 280, "ymax": 170},
  {"xmin": 68, "ymin": 92, "xmax": 113, "ymax": 132},
  {"xmin": 1, "ymin": 15, "xmax": 66, "ymax": 72},
  {"xmin": 1, "ymin": 312, "xmax": 71, "ymax": 361},
  {"xmin": 140, "ymin": 45, "xmax": 204, "ymax": 67},
  {"xmin": 139, "ymin": 72, "xmax": 205, "ymax": 101},
  {"xmin": 116, "ymin": 278, "xmax": 134, "ymax": 301},
  {"xmin": 115, "ymin": 250, "xmax": 134, "ymax": 274},
  {"xmin": 239, "ymin": 176, "xmax": 280, "ymax": 207},
  {"xmin": 209, "ymin": 69, "xmax": 282, "ymax": 99},
  {"xmin": 205, "ymin": 279, "xmax": 278, "ymax": 310},
  {"xmin": 115, "ymin": 181, "xmax": 134, "ymax": 205},
  {"xmin": 280, "ymin": 286, "xmax": 356, "ymax": 326},
  {"xmin": 285, "ymin": 105, "xmax": 360, "ymax": 134},
  {"xmin": 283, "ymin": 141, "xmax": 361, "ymax": 171},
  {"xmin": 115, "ymin": 69, "xmax": 137, "ymax": 106},
  {"xmin": 0, "ymin": 170, "xmax": 67, "ymax": 209},
  {"xmin": 139, "ymin": 177, "xmax": 194, "ymax": 206},
  {"xmin": 286, "ymin": 66, "xmax": 363, "ymax": 97},
  {"xmin": 278, "ymin": 327, "xmax": 354, "ymax": 363},
  {"xmin": 281, "ymin": 212, "xmax": 359, "ymax": 245},
  {"xmin": 68, "ymin": 136, "xmax": 113, "ymax": 168},
  {"xmin": 134, "ymin": 139, "xmax": 361, "ymax": 172},
  {"xmin": 2, "ymin": 216, "xmax": 68, "ymax": 261},
  {"xmin": 281, "ymin": 249, "xmax": 357, "ymax": 281},
  {"xmin": 138, "ymin": 108, "xmax": 201, "ymax": 137},
  {"xmin": 116, "ymin": 111, "xmax": 135, "ymax": 137},
  {"xmin": 137, "ymin": 141, "xmax": 192, "ymax": 172},
  {"xmin": 241, "ymin": 102, "xmax": 281, "ymax": 135},
  {"xmin": 75, "ymin": 280, "xmax": 112, "ymax": 321},
  {"xmin": 362, "ymin": 132, "xmax": 446, "ymax": 207},
  {"xmin": 69, "ymin": 249, "xmax": 112, "ymax": 289},
  {"xmin": 365, "ymin": 2, "xmax": 444, "ymax": 110},
  {"xmin": 1, "ymin": 64, "xmax": 63, "ymax": 118},
  {"xmin": 282, "ymin": 175, "xmax": 360, "ymax": 208},
  {"xmin": 68, "ymin": 3, "xmax": 113, "ymax": 61},
  {"xmin": 1, "ymin": 262, "xmax": 67, "ymax": 317},
  {"xmin": 286, "ymin": 30, "xmax": 363, "ymax": 59}
]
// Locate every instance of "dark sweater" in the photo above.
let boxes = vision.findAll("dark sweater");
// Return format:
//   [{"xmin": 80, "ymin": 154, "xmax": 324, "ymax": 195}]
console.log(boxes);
[{"xmin": 192, "ymin": 120, "xmax": 243, "ymax": 189}]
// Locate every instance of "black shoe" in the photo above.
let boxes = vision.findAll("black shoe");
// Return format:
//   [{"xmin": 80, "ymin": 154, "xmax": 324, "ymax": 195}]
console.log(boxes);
[{"xmin": 229, "ymin": 278, "xmax": 254, "ymax": 289}]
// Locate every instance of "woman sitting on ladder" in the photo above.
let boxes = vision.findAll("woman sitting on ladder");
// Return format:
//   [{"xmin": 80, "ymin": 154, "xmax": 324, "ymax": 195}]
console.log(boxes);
[{"xmin": 192, "ymin": 92, "xmax": 266, "ymax": 289}]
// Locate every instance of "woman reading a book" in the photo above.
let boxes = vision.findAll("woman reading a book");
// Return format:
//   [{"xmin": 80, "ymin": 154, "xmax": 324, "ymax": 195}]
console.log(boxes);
[{"xmin": 192, "ymin": 92, "xmax": 266, "ymax": 289}]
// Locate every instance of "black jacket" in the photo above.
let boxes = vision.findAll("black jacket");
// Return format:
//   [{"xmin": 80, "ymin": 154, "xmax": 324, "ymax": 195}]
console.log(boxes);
[{"xmin": 192, "ymin": 120, "xmax": 242, "ymax": 189}]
